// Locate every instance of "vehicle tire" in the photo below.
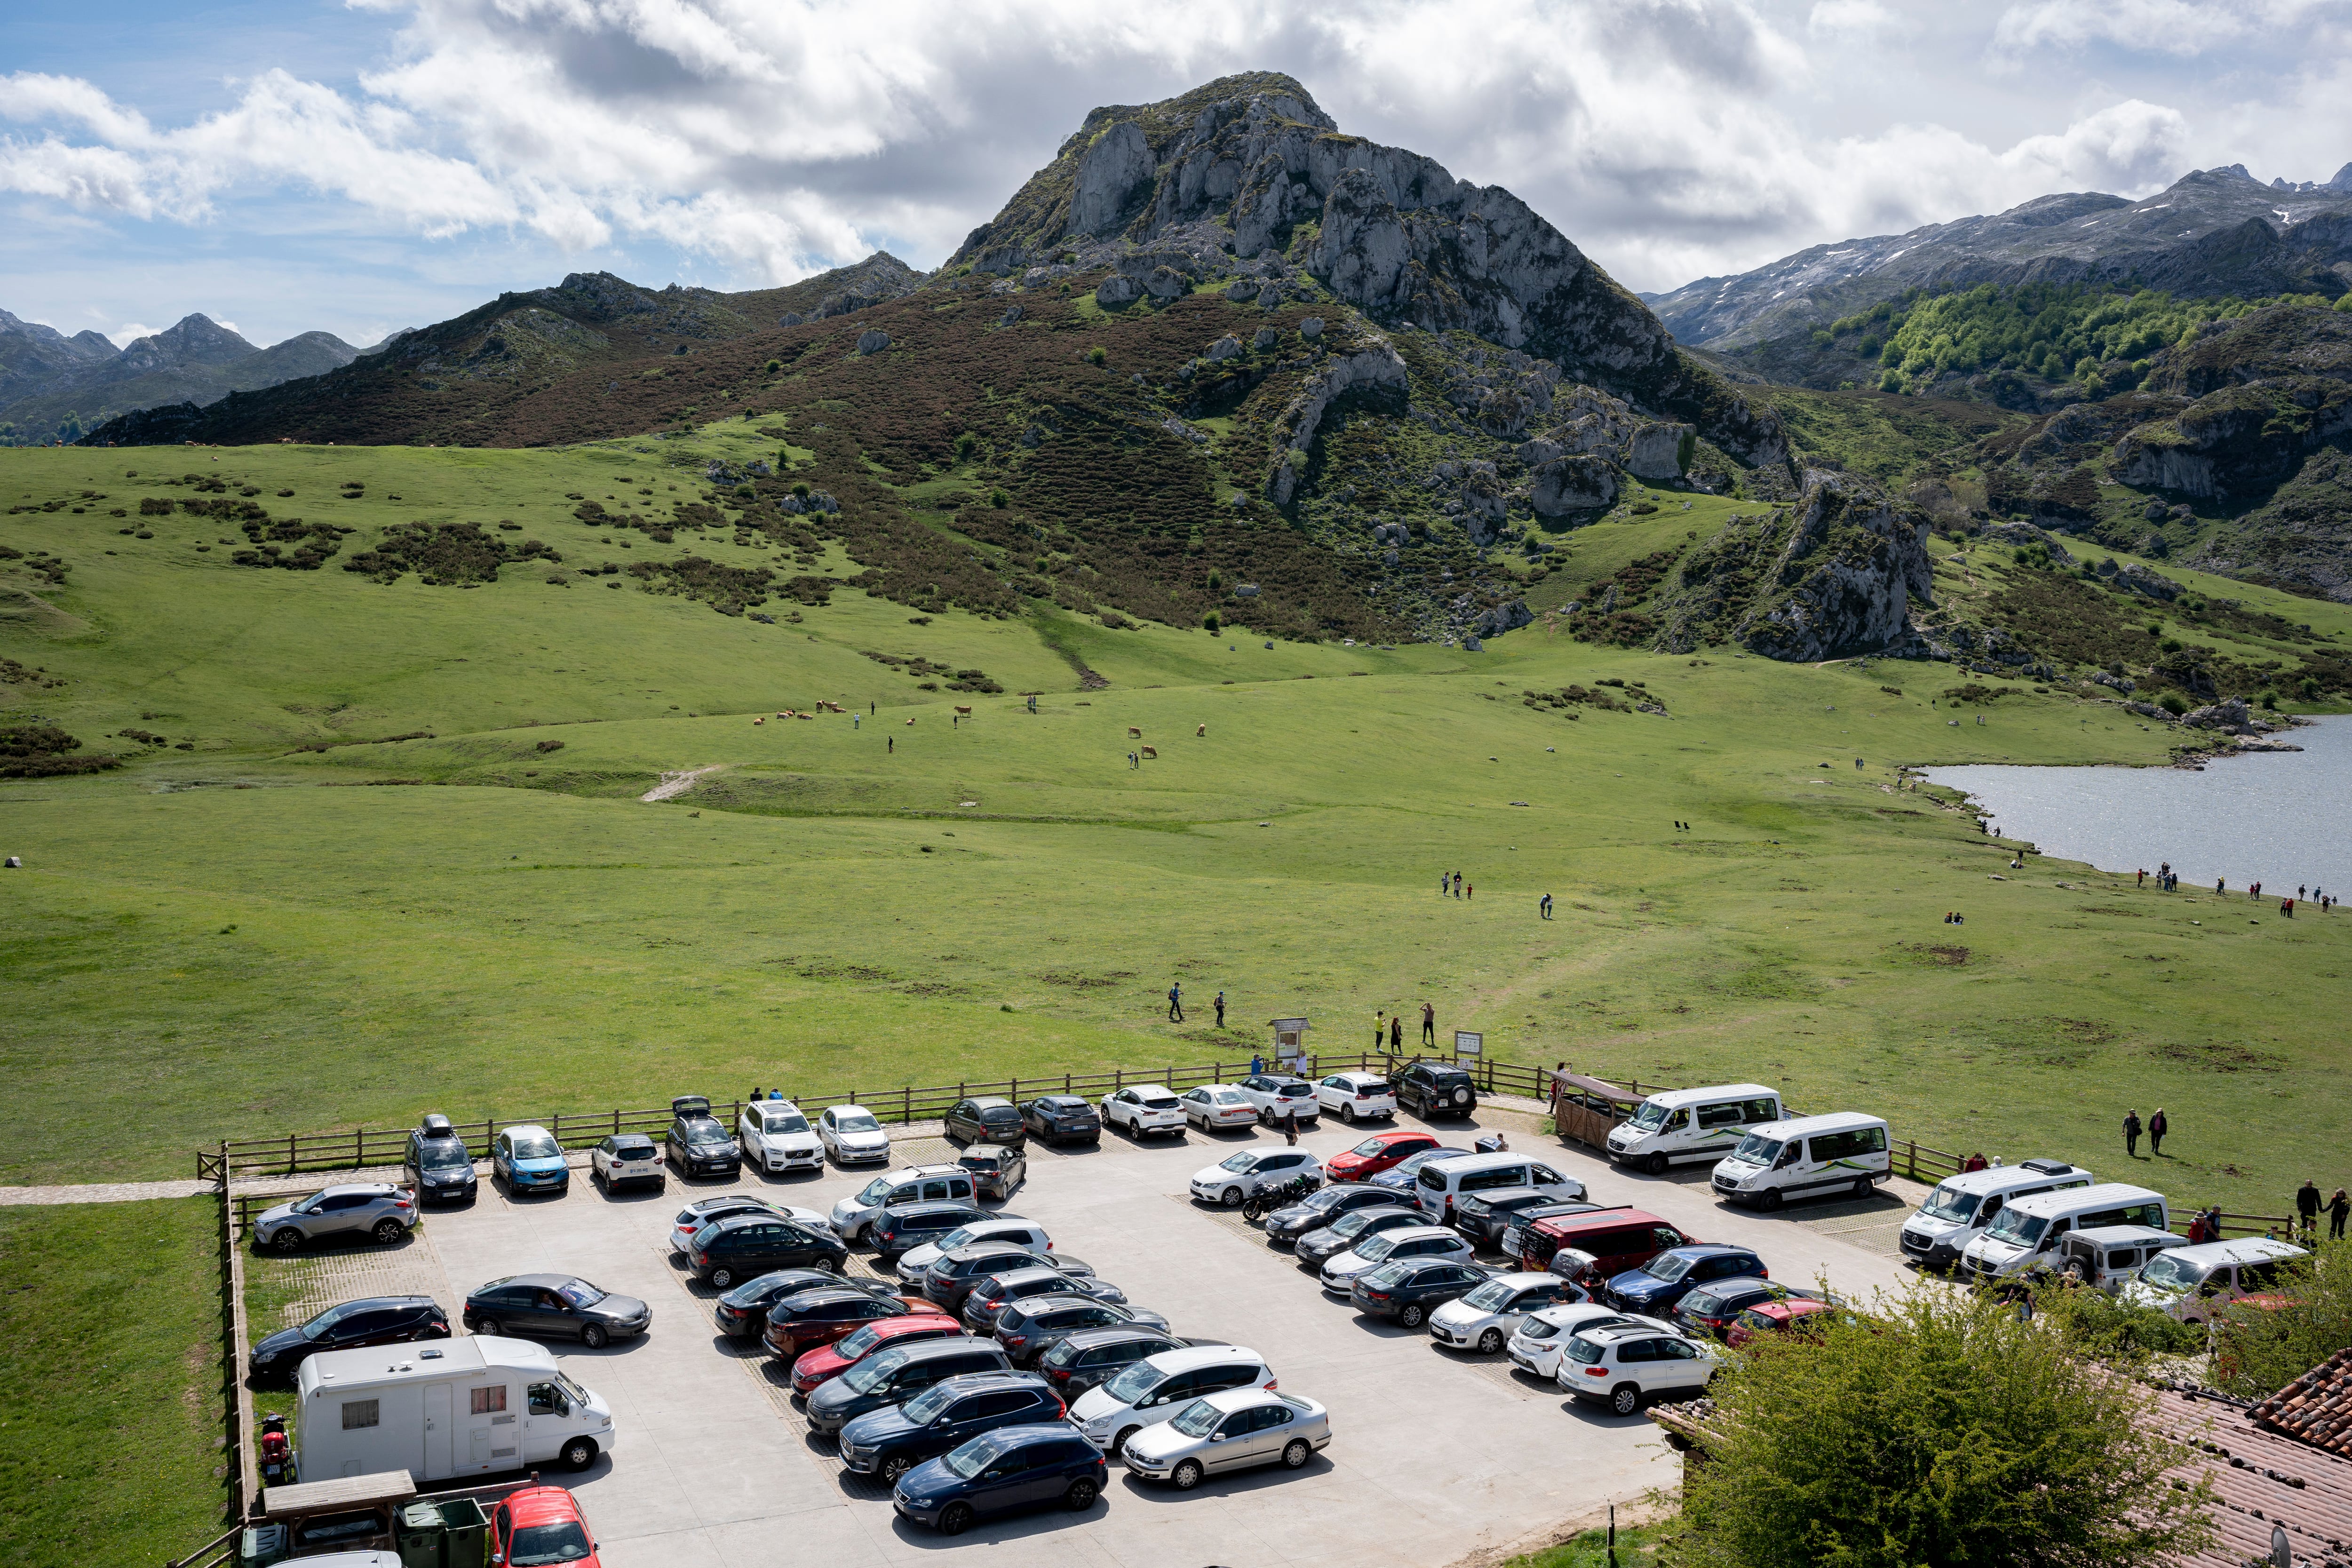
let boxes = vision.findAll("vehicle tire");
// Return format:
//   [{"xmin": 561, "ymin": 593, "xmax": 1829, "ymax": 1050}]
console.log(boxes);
[
  {"xmin": 939, "ymin": 1503, "xmax": 974, "ymax": 1537},
  {"xmin": 1453, "ymin": 1087, "xmax": 1471, "ymax": 1107},
  {"xmin": 1112, "ymin": 1425, "xmax": 1140, "ymax": 1456},
  {"xmin": 580, "ymin": 1325, "xmax": 609, "ymax": 1350},
  {"xmin": 1064, "ymin": 1476, "xmax": 1099, "ymax": 1510},
  {"xmin": 373, "ymin": 1218, "xmax": 405, "ymax": 1245},
  {"xmin": 1399, "ymin": 1303, "xmax": 1425, "ymax": 1328},
  {"xmin": 710, "ymin": 1266, "xmax": 736, "ymax": 1289},
  {"xmin": 821, "ymin": 1254, "xmax": 844, "ymax": 1273},
  {"xmin": 1343, "ymin": 1104, "xmax": 1357, "ymax": 1124},
  {"xmin": 1645, "ymin": 1153, "xmax": 1669, "ymax": 1177},
  {"xmin": 1172, "ymin": 1459, "xmax": 1204, "ymax": 1491},
  {"xmin": 1851, "ymin": 1176, "xmax": 1873, "ymax": 1200},
  {"xmin": 562, "ymin": 1437, "xmax": 597, "ymax": 1471},
  {"xmin": 475, "ymin": 1317, "xmax": 501, "ymax": 1337},
  {"xmin": 1610, "ymin": 1384, "xmax": 1643, "ymax": 1417},
  {"xmin": 1759, "ymin": 1190, "xmax": 1784, "ymax": 1213},
  {"xmin": 880, "ymin": 1454, "xmax": 912, "ymax": 1485},
  {"xmin": 1478, "ymin": 1328, "xmax": 1504, "ymax": 1354},
  {"xmin": 1282, "ymin": 1438, "xmax": 1311, "ymax": 1469},
  {"xmin": 269, "ymin": 1228, "xmax": 302, "ymax": 1254}
]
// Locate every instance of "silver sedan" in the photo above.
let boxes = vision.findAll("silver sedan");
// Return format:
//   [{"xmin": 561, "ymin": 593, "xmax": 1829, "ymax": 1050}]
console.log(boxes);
[{"xmin": 1122, "ymin": 1387, "xmax": 1330, "ymax": 1489}]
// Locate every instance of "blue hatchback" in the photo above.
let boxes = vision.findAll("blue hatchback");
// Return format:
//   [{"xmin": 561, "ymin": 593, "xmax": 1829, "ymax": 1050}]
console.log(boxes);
[
  {"xmin": 1605, "ymin": 1243, "xmax": 1766, "ymax": 1314},
  {"xmin": 494, "ymin": 1124, "xmax": 570, "ymax": 1196},
  {"xmin": 892, "ymin": 1421, "xmax": 1106, "ymax": 1536}
]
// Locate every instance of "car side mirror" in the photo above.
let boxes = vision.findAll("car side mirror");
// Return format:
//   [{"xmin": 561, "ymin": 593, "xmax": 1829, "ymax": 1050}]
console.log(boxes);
[
  {"xmin": 983, "ymin": 1470, "xmax": 1002, "ymax": 1480},
  {"xmin": 1213, "ymin": 1430, "xmax": 1231, "ymax": 1441},
  {"xmin": 492, "ymin": 1557, "xmax": 505, "ymax": 1567}
]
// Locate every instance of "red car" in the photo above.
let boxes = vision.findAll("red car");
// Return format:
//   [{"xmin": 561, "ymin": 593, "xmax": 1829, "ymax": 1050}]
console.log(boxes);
[
  {"xmin": 1326, "ymin": 1130, "xmax": 1441, "ymax": 1183},
  {"xmin": 790, "ymin": 1310, "xmax": 964, "ymax": 1394},
  {"xmin": 1727, "ymin": 1297, "xmax": 1835, "ymax": 1348},
  {"xmin": 490, "ymin": 1485, "xmax": 598, "ymax": 1568},
  {"xmin": 762, "ymin": 1286, "xmax": 938, "ymax": 1358}
]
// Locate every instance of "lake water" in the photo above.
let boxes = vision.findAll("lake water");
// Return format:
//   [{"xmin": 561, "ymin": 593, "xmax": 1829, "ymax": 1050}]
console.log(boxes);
[{"xmin": 1926, "ymin": 716, "xmax": 2352, "ymax": 895}]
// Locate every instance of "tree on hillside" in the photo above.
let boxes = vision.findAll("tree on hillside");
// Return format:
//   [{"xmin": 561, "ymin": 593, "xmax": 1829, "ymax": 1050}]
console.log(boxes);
[{"xmin": 1666, "ymin": 1285, "xmax": 2213, "ymax": 1568}]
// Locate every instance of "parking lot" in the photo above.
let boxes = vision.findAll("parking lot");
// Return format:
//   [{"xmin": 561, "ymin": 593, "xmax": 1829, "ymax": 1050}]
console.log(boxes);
[{"xmin": 244, "ymin": 1099, "xmax": 1921, "ymax": 1568}]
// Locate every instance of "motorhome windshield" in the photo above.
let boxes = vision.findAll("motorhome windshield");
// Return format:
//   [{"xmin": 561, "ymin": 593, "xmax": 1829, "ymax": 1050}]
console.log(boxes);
[
  {"xmin": 1628, "ymin": 1101, "xmax": 1672, "ymax": 1132},
  {"xmin": 1920, "ymin": 1186, "xmax": 1981, "ymax": 1225},
  {"xmin": 1732, "ymin": 1133, "xmax": 1782, "ymax": 1165},
  {"xmin": 1985, "ymin": 1209, "xmax": 2047, "ymax": 1246}
]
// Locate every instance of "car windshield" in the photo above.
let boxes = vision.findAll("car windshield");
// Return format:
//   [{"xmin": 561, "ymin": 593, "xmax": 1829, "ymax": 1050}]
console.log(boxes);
[
  {"xmin": 1731, "ymin": 1133, "xmax": 1781, "ymax": 1165},
  {"xmin": 1217, "ymin": 1153, "xmax": 1259, "ymax": 1172},
  {"xmin": 1348, "ymin": 1138, "xmax": 1391, "ymax": 1157},
  {"xmin": 418, "ymin": 1142, "xmax": 471, "ymax": 1171},
  {"xmin": 1356, "ymin": 1235, "xmax": 1400, "ymax": 1262},
  {"xmin": 2139, "ymin": 1252, "xmax": 2204, "ymax": 1291},
  {"xmin": 556, "ymin": 1280, "xmax": 604, "ymax": 1309},
  {"xmin": 834, "ymin": 1112, "xmax": 881, "ymax": 1134},
  {"xmin": 764, "ymin": 1112, "xmax": 810, "ymax": 1133},
  {"xmin": 1985, "ymin": 1209, "xmax": 2048, "ymax": 1245},
  {"xmin": 1102, "ymin": 1361, "xmax": 1165, "ymax": 1404},
  {"xmin": 943, "ymin": 1433, "xmax": 1012, "ymax": 1480},
  {"xmin": 856, "ymin": 1177, "xmax": 898, "ymax": 1203},
  {"xmin": 301, "ymin": 1301, "xmax": 363, "ymax": 1339},
  {"xmin": 1920, "ymin": 1185, "xmax": 1981, "ymax": 1224},
  {"xmin": 1168, "ymin": 1399, "xmax": 1222, "ymax": 1438},
  {"xmin": 901, "ymin": 1384, "xmax": 957, "ymax": 1423},
  {"xmin": 1329, "ymin": 1210, "xmax": 1381, "ymax": 1239},
  {"xmin": 1645, "ymin": 1253, "xmax": 1697, "ymax": 1283},
  {"xmin": 1462, "ymin": 1280, "xmax": 1517, "ymax": 1312},
  {"xmin": 1683, "ymin": 1290, "xmax": 1723, "ymax": 1316},
  {"xmin": 841, "ymin": 1346, "xmax": 911, "ymax": 1393},
  {"xmin": 507, "ymin": 1520, "xmax": 594, "ymax": 1566},
  {"xmin": 511, "ymin": 1135, "xmax": 560, "ymax": 1159},
  {"xmin": 834, "ymin": 1323, "xmax": 888, "ymax": 1359},
  {"xmin": 1628, "ymin": 1101, "xmax": 1672, "ymax": 1131}
]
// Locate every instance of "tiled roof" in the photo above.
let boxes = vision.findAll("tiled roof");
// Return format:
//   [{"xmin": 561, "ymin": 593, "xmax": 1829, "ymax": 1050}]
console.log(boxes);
[
  {"xmin": 2253, "ymin": 1349, "xmax": 2352, "ymax": 1458},
  {"xmin": 2154, "ymin": 1385, "xmax": 2352, "ymax": 1568}
]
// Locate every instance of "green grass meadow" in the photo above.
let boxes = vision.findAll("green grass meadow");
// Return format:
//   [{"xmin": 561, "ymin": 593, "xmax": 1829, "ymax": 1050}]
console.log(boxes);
[{"xmin": 4, "ymin": 438, "xmax": 2350, "ymax": 1216}]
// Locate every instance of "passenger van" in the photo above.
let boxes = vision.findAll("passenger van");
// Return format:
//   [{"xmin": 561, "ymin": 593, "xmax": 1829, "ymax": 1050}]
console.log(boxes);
[
  {"xmin": 2124, "ymin": 1236, "xmax": 2308, "ymax": 1323},
  {"xmin": 296, "ymin": 1335, "xmax": 614, "ymax": 1482},
  {"xmin": 1897, "ymin": 1160, "xmax": 2093, "ymax": 1268},
  {"xmin": 1958, "ymin": 1183, "xmax": 2168, "ymax": 1282},
  {"xmin": 1709, "ymin": 1114, "xmax": 1890, "ymax": 1210},
  {"xmin": 2055, "ymin": 1225, "xmax": 2188, "ymax": 1292},
  {"xmin": 1523, "ymin": 1207, "xmax": 1692, "ymax": 1283},
  {"xmin": 1413, "ymin": 1151, "xmax": 1585, "ymax": 1222},
  {"xmin": 1606, "ymin": 1085, "xmax": 1783, "ymax": 1175}
]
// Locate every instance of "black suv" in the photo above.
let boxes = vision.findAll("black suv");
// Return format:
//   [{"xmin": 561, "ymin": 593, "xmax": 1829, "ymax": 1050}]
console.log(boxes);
[
  {"xmin": 1035, "ymin": 1325, "xmax": 1180, "ymax": 1397},
  {"xmin": 1018, "ymin": 1095, "xmax": 1101, "ymax": 1146},
  {"xmin": 1390, "ymin": 1062, "xmax": 1479, "ymax": 1119},
  {"xmin": 836, "ymin": 1370, "xmax": 1062, "ymax": 1485},
  {"xmin": 686, "ymin": 1211, "xmax": 849, "ymax": 1287},
  {"xmin": 666, "ymin": 1095, "xmax": 741, "ymax": 1178},
  {"xmin": 868, "ymin": 1201, "xmax": 988, "ymax": 1264},
  {"xmin": 945, "ymin": 1097, "xmax": 1026, "ymax": 1148},
  {"xmin": 404, "ymin": 1114, "xmax": 478, "ymax": 1204},
  {"xmin": 247, "ymin": 1295, "xmax": 449, "ymax": 1383}
]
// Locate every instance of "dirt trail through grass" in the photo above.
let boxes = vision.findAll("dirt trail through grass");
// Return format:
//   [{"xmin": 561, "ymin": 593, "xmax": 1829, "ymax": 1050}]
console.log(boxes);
[{"xmin": 641, "ymin": 764, "xmax": 723, "ymax": 802}]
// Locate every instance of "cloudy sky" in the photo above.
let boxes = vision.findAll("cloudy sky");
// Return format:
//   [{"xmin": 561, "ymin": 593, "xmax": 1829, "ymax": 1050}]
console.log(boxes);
[{"xmin": 5, "ymin": 0, "xmax": 2349, "ymax": 350}]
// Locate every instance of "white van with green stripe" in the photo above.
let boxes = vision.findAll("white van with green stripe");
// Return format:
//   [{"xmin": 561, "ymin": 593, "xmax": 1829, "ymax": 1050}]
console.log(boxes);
[
  {"xmin": 1605, "ymin": 1084, "xmax": 1783, "ymax": 1175},
  {"xmin": 1709, "ymin": 1112, "xmax": 1890, "ymax": 1211}
]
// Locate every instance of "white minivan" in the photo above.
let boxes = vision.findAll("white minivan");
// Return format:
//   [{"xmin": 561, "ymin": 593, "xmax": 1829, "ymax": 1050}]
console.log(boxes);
[
  {"xmin": 1607, "ymin": 1085, "xmax": 1783, "ymax": 1175},
  {"xmin": 297, "ymin": 1335, "xmax": 614, "ymax": 1482},
  {"xmin": 1413, "ymin": 1151, "xmax": 1585, "ymax": 1223},
  {"xmin": 1709, "ymin": 1113, "xmax": 1889, "ymax": 1210},
  {"xmin": 1897, "ymin": 1160, "xmax": 2094, "ymax": 1269},
  {"xmin": 1958, "ymin": 1183, "xmax": 2168, "ymax": 1283}
]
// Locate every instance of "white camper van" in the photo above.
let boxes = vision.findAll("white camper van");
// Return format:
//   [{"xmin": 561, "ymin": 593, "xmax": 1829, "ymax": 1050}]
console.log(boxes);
[
  {"xmin": 1896, "ymin": 1160, "xmax": 2094, "ymax": 1269},
  {"xmin": 1708, "ymin": 1112, "xmax": 1890, "ymax": 1210},
  {"xmin": 1605, "ymin": 1085, "xmax": 1783, "ymax": 1175},
  {"xmin": 1958, "ymin": 1183, "xmax": 2168, "ymax": 1283},
  {"xmin": 296, "ymin": 1336, "xmax": 614, "ymax": 1482}
]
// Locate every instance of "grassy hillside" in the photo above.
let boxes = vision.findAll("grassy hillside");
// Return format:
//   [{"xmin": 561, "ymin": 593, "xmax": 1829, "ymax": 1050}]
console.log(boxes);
[{"xmin": 8, "ymin": 444, "xmax": 2352, "ymax": 1218}]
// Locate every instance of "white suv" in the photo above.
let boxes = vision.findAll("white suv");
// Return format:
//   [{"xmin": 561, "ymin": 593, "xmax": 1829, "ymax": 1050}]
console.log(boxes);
[
  {"xmin": 1068, "ymin": 1344, "xmax": 1274, "ymax": 1456},
  {"xmin": 1506, "ymin": 1304, "xmax": 1664, "ymax": 1380},
  {"xmin": 1102, "ymin": 1085, "xmax": 1185, "ymax": 1138},
  {"xmin": 1317, "ymin": 1224, "xmax": 1474, "ymax": 1292},
  {"xmin": 1558, "ymin": 1323, "xmax": 1724, "ymax": 1415},
  {"xmin": 1316, "ymin": 1071, "xmax": 1397, "ymax": 1123},
  {"xmin": 827, "ymin": 1163, "xmax": 976, "ymax": 1241},
  {"xmin": 1428, "ymin": 1272, "xmax": 1586, "ymax": 1354},
  {"xmin": 1236, "ymin": 1074, "xmax": 1319, "ymax": 1128},
  {"xmin": 739, "ymin": 1099, "xmax": 823, "ymax": 1174},
  {"xmin": 1179, "ymin": 1085, "xmax": 1259, "ymax": 1132},
  {"xmin": 1190, "ymin": 1149, "xmax": 1321, "ymax": 1207}
]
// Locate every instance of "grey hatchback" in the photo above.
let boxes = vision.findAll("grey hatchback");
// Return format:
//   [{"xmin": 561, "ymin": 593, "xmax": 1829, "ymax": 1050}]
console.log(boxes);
[
  {"xmin": 251, "ymin": 1183, "xmax": 420, "ymax": 1254},
  {"xmin": 945, "ymin": 1098, "xmax": 1027, "ymax": 1148}
]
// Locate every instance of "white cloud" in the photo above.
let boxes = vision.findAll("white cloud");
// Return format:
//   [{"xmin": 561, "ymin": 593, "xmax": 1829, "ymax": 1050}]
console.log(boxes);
[
  {"xmin": 107, "ymin": 321, "xmax": 158, "ymax": 347},
  {"xmin": 1989, "ymin": 0, "xmax": 2346, "ymax": 57},
  {"xmin": 1808, "ymin": 0, "xmax": 1892, "ymax": 37}
]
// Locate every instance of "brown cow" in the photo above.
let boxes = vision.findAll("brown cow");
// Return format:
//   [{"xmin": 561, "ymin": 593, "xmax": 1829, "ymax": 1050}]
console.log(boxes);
[
  {"xmin": 1196, "ymin": 724, "xmax": 1206, "ymax": 737},
  {"xmin": 1139, "ymin": 745, "xmax": 1158, "ymax": 759},
  {"xmin": 955, "ymin": 706, "xmax": 972, "ymax": 716},
  {"xmin": 1128, "ymin": 726, "xmax": 1143, "ymax": 738}
]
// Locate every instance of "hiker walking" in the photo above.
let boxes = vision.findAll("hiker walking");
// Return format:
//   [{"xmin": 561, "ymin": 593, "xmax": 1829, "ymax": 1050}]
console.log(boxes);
[
  {"xmin": 1540, "ymin": 893, "xmax": 1553, "ymax": 919},
  {"xmin": 888, "ymin": 735, "xmax": 893, "ymax": 753},
  {"xmin": 1282, "ymin": 1109, "xmax": 1298, "ymax": 1146},
  {"xmin": 2332, "ymin": 1188, "xmax": 2351, "ymax": 1242},
  {"xmin": 1167, "ymin": 983, "xmax": 1184, "ymax": 1023},
  {"xmin": 1420, "ymin": 1002, "xmax": 1435, "ymax": 1046},
  {"xmin": 1389, "ymin": 1012, "xmax": 1403, "ymax": 1051},
  {"xmin": 2137, "ymin": 868, "xmax": 2145, "ymax": 887},
  {"xmin": 1214, "ymin": 991, "xmax": 1225, "ymax": 1029},
  {"xmin": 1438, "ymin": 871, "xmax": 1448, "ymax": 896},
  {"xmin": 1373, "ymin": 1011, "xmax": 1385, "ymax": 1051},
  {"xmin": 2148, "ymin": 1107, "xmax": 2168, "ymax": 1156},
  {"xmin": 2298, "ymin": 1180, "xmax": 2323, "ymax": 1240},
  {"xmin": 2122, "ymin": 1109, "xmax": 2142, "ymax": 1158}
]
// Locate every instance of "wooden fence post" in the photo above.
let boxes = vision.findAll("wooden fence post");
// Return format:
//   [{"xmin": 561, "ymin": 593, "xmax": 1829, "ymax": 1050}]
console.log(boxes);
[{"xmin": 903, "ymin": 1085, "xmax": 912, "ymax": 1123}]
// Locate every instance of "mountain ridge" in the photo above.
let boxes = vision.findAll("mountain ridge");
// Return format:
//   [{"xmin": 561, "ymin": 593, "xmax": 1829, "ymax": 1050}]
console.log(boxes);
[{"xmin": 0, "ymin": 310, "xmax": 360, "ymax": 445}]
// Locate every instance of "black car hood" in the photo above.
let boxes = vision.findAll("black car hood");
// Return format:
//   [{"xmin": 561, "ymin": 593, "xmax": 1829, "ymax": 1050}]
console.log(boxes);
[
  {"xmin": 251, "ymin": 1324, "xmax": 313, "ymax": 1361},
  {"xmin": 584, "ymin": 1295, "xmax": 650, "ymax": 1321}
]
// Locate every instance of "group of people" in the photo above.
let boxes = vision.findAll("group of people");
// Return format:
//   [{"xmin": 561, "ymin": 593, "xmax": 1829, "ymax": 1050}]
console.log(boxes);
[
  {"xmin": 1164, "ymin": 985, "xmax": 1229, "ymax": 1027},
  {"xmin": 2135, "ymin": 863, "xmax": 2334, "ymax": 912},
  {"xmin": 1439, "ymin": 871, "xmax": 1471, "ymax": 899},
  {"xmin": 2121, "ymin": 1107, "xmax": 2169, "ymax": 1157},
  {"xmin": 2295, "ymin": 1180, "xmax": 2352, "ymax": 1241}
]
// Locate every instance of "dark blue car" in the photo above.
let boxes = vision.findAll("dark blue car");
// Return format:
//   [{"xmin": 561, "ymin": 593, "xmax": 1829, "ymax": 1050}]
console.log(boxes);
[
  {"xmin": 1367, "ymin": 1147, "xmax": 1471, "ymax": 1194},
  {"xmin": 837, "ymin": 1370, "xmax": 1061, "ymax": 1485},
  {"xmin": 1605, "ymin": 1243, "xmax": 1767, "ymax": 1313},
  {"xmin": 892, "ymin": 1421, "xmax": 1106, "ymax": 1535}
]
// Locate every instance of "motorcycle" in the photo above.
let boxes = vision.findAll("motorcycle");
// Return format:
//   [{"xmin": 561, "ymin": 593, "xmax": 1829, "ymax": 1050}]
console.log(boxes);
[
  {"xmin": 259, "ymin": 1412, "xmax": 297, "ymax": 1487},
  {"xmin": 1243, "ymin": 1172, "xmax": 1322, "ymax": 1223}
]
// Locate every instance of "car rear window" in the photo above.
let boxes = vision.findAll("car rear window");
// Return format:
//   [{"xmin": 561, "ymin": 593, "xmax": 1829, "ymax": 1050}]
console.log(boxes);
[
  {"xmin": 982, "ymin": 1107, "xmax": 1020, "ymax": 1124},
  {"xmin": 1565, "ymin": 1337, "xmax": 1606, "ymax": 1364}
]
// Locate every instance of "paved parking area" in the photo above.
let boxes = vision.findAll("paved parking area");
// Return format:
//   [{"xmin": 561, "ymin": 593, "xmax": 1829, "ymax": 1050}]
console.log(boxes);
[{"xmin": 246, "ymin": 1105, "xmax": 1920, "ymax": 1568}]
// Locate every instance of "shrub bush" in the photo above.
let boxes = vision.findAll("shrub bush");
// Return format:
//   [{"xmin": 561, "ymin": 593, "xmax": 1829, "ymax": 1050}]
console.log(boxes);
[{"xmin": 2158, "ymin": 692, "xmax": 2188, "ymax": 715}]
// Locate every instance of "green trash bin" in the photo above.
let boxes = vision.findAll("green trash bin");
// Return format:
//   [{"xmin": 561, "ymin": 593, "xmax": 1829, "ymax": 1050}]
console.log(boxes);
[
  {"xmin": 397, "ymin": 1502, "xmax": 450, "ymax": 1568},
  {"xmin": 434, "ymin": 1498, "xmax": 490, "ymax": 1568}
]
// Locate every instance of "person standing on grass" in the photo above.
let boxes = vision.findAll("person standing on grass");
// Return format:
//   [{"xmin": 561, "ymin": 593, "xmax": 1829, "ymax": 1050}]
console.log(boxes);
[
  {"xmin": 2148, "ymin": 1107, "xmax": 2168, "ymax": 1156},
  {"xmin": 1214, "ymin": 992, "xmax": 1225, "ymax": 1029},
  {"xmin": 2123, "ymin": 1109, "xmax": 2142, "ymax": 1158},
  {"xmin": 1466, "ymin": 882, "xmax": 1474, "ymax": 901},
  {"xmin": 1168, "ymin": 983, "xmax": 1184, "ymax": 1023},
  {"xmin": 1373, "ymin": 1011, "xmax": 1384, "ymax": 1051},
  {"xmin": 1389, "ymin": 1013, "xmax": 1403, "ymax": 1052},
  {"xmin": 2299, "ymin": 1180, "xmax": 2322, "ymax": 1240},
  {"xmin": 2331, "ymin": 1188, "xmax": 2350, "ymax": 1242},
  {"xmin": 888, "ymin": 735, "xmax": 893, "ymax": 753},
  {"xmin": 2137, "ymin": 868, "xmax": 2145, "ymax": 887},
  {"xmin": 1421, "ymin": 1002, "xmax": 1435, "ymax": 1047},
  {"xmin": 1439, "ymin": 871, "xmax": 1448, "ymax": 897}
]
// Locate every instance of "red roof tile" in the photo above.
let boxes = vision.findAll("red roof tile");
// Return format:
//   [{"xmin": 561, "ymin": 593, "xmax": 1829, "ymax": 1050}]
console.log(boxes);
[
  {"xmin": 2253, "ymin": 1349, "xmax": 2352, "ymax": 1459},
  {"xmin": 2153, "ymin": 1385, "xmax": 2352, "ymax": 1568}
]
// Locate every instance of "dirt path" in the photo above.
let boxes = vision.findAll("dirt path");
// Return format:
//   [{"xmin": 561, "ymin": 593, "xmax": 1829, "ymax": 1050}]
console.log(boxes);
[{"xmin": 640, "ymin": 764, "xmax": 723, "ymax": 803}]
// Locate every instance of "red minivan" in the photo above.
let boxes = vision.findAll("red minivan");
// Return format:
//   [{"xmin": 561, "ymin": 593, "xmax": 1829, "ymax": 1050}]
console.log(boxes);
[{"xmin": 1526, "ymin": 1207, "xmax": 1691, "ymax": 1281}]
